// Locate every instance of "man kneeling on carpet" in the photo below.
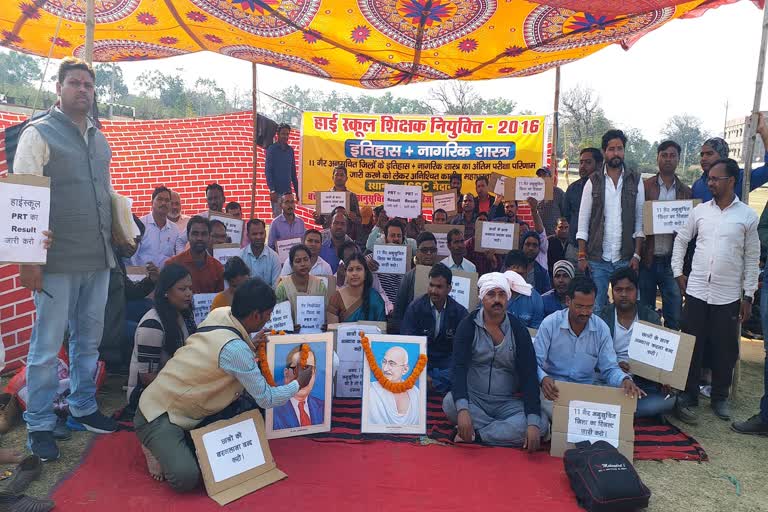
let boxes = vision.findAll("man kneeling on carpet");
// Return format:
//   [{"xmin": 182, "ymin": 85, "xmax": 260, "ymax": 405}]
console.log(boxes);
[
  {"xmin": 442, "ymin": 272, "xmax": 548, "ymax": 450},
  {"xmin": 134, "ymin": 277, "xmax": 313, "ymax": 492}
]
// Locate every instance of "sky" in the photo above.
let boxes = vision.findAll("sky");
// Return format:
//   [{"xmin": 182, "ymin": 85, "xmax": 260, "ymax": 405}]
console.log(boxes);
[{"xmin": 26, "ymin": 2, "xmax": 768, "ymax": 141}]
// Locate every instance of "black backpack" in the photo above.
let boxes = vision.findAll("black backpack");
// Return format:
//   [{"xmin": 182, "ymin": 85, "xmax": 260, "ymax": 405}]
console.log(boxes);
[{"xmin": 564, "ymin": 441, "xmax": 651, "ymax": 511}]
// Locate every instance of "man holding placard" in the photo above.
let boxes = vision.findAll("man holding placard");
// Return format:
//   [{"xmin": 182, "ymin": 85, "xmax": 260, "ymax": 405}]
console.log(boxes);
[
  {"xmin": 280, "ymin": 229, "xmax": 332, "ymax": 277},
  {"xmin": 240, "ymin": 219, "xmax": 281, "ymax": 288},
  {"xmin": 576, "ymin": 130, "xmax": 645, "ymax": 315},
  {"xmin": 390, "ymin": 232, "xmax": 439, "ymax": 334},
  {"xmin": 534, "ymin": 167, "xmax": 565, "ymax": 236},
  {"xmin": 474, "ymin": 176, "xmax": 502, "ymax": 218},
  {"xmin": 267, "ymin": 193, "xmax": 305, "ymax": 251},
  {"xmin": 672, "ymin": 158, "xmax": 759, "ymax": 423},
  {"xmin": 314, "ymin": 164, "xmax": 360, "ymax": 227}
]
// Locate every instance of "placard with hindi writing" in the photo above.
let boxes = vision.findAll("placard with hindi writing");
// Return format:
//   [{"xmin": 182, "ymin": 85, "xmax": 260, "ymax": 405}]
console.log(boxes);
[
  {"xmin": 0, "ymin": 175, "xmax": 51, "ymax": 265},
  {"xmin": 383, "ymin": 184, "xmax": 422, "ymax": 219}
]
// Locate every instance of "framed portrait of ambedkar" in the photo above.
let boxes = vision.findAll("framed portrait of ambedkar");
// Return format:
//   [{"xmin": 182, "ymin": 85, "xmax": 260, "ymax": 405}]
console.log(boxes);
[
  {"xmin": 361, "ymin": 334, "xmax": 427, "ymax": 435},
  {"xmin": 264, "ymin": 332, "xmax": 333, "ymax": 440}
]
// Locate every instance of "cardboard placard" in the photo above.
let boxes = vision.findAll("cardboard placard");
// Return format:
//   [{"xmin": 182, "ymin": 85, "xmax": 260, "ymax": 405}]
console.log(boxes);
[
  {"xmin": 489, "ymin": 173, "xmax": 508, "ymax": 197},
  {"xmin": 191, "ymin": 410, "xmax": 286, "ymax": 506},
  {"xmin": 505, "ymin": 177, "xmax": 553, "ymax": 201},
  {"xmin": 330, "ymin": 323, "xmax": 385, "ymax": 398},
  {"xmin": 209, "ymin": 211, "xmax": 245, "ymax": 245},
  {"xmin": 296, "ymin": 294, "xmax": 325, "ymax": 330},
  {"xmin": 275, "ymin": 237, "xmax": 302, "ymax": 264},
  {"xmin": 383, "ymin": 184, "xmax": 422, "ymax": 219},
  {"xmin": 474, "ymin": 221, "xmax": 518, "ymax": 254},
  {"xmin": 213, "ymin": 243, "xmax": 242, "ymax": 267},
  {"xmin": 642, "ymin": 200, "xmax": 700, "ymax": 236},
  {"xmin": 125, "ymin": 265, "xmax": 147, "ymax": 283},
  {"xmin": 431, "ymin": 190, "xmax": 457, "ymax": 215},
  {"xmin": 264, "ymin": 301, "xmax": 294, "ymax": 333},
  {"xmin": 412, "ymin": 265, "xmax": 478, "ymax": 312},
  {"xmin": 193, "ymin": 293, "xmax": 217, "ymax": 325},
  {"xmin": 315, "ymin": 275, "xmax": 337, "ymax": 297},
  {"xmin": 550, "ymin": 382, "xmax": 637, "ymax": 460},
  {"xmin": 372, "ymin": 244, "xmax": 411, "ymax": 274},
  {"xmin": 315, "ymin": 191, "xmax": 350, "ymax": 215},
  {"xmin": 264, "ymin": 332, "xmax": 334, "ymax": 439},
  {"xmin": 425, "ymin": 224, "xmax": 464, "ymax": 257},
  {"xmin": 0, "ymin": 174, "xmax": 51, "ymax": 265},
  {"xmin": 627, "ymin": 320, "xmax": 695, "ymax": 390}
]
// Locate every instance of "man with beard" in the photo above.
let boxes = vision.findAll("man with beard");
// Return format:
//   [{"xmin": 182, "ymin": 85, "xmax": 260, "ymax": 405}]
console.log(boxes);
[
  {"xmin": 267, "ymin": 193, "xmax": 306, "ymax": 251},
  {"xmin": 209, "ymin": 219, "xmax": 230, "ymax": 252},
  {"xmin": 547, "ymin": 217, "xmax": 570, "ymax": 278},
  {"xmin": 168, "ymin": 191, "xmax": 190, "ymax": 235},
  {"xmin": 542, "ymin": 260, "xmax": 574, "ymax": 317},
  {"xmin": 534, "ymin": 167, "xmax": 565, "ymax": 235},
  {"xmin": 320, "ymin": 212, "xmax": 350, "ymax": 273},
  {"xmin": 443, "ymin": 272, "xmax": 547, "ymax": 449},
  {"xmin": 178, "ymin": 183, "xmax": 226, "ymax": 247},
  {"xmin": 240, "ymin": 218, "xmax": 281, "ymax": 287},
  {"xmin": 167, "ymin": 216, "xmax": 224, "ymax": 293},
  {"xmin": 599, "ymin": 267, "xmax": 674, "ymax": 418},
  {"xmin": 280, "ymin": 229, "xmax": 332, "ymax": 277},
  {"xmin": 266, "ymin": 123, "xmax": 299, "ymax": 217},
  {"xmin": 442, "ymin": 228, "xmax": 476, "ymax": 273},
  {"xmin": 451, "ymin": 193, "xmax": 478, "ymax": 241},
  {"xmin": 368, "ymin": 346, "xmax": 421, "ymax": 426},
  {"xmin": 128, "ymin": 186, "xmax": 183, "ymax": 269},
  {"xmin": 492, "ymin": 199, "xmax": 548, "ymax": 264},
  {"xmin": 639, "ymin": 141, "xmax": 691, "ymax": 330},
  {"xmin": 314, "ymin": 165, "xmax": 360, "ymax": 227},
  {"xmin": 691, "ymin": 114, "xmax": 768, "ymax": 201},
  {"xmin": 450, "ymin": 172, "xmax": 463, "ymax": 212},
  {"xmin": 474, "ymin": 176, "xmax": 503, "ymax": 218},
  {"xmin": 534, "ymin": 277, "xmax": 644, "ymax": 420},
  {"xmin": 518, "ymin": 234, "xmax": 552, "ymax": 294},
  {"xmin": 390, "ymin": 232, "xmax": 439, "ymax": 334},
  {"xmin": 576, "ymin": 130, "xmax": 645, "ymax": 314},
  {"xmin": 562, "ymin": 148, "xmax": 602, "ymax": 263}
]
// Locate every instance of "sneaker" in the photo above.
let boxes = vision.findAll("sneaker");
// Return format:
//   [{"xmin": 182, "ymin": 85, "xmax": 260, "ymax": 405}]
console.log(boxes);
[
  {"xmin": 674, "ymin": 402, "xmax": 699, "ymax": 425},
  {"xmin": 53, "ymin": 416, "xmax": 72, "ymax": 441},
  {"xmin": 71, "ymin": 411, "xmax": 117, "ymax": 434},
  {"xmin": 731, "ymin": 414, "xmax": 768, "ymax": 436},
  {"xmin": 27, "ymin": 432, "xmax": 59, "ymax": 462},
  {"xmin": 711, "ymin": 400, "xmax": 732, "ymax": 421}
]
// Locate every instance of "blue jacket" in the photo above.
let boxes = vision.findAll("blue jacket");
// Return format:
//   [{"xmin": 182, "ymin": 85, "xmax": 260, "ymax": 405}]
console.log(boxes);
[
  {"xmin": 541, "ymin": 290, "xmax": 567, "ymax": 317},
  {"xmin": 533, "ymin": 261, "xmax": 552, "ymax": 295},
  {"xmin": 272, "ymin": 395, "xmax": 324, "ymax": 429},
  {"xmin": 401, "ymin": 294, "xmax": 468, "ymax": 368},
  {"xmin": 691, "ymin": 152, "xmax": 768, "ymax": 201},
  {"xmin": 265, "ymin": 143, "xmax": 299, "ymax": 196},
  {"xmin": 507, "ymin": 290, "xmax": 544, "ymax": 329}
]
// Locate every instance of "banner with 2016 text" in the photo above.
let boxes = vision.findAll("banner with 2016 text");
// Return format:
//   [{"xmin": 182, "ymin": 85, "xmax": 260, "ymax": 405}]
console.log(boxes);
[{"xmin": 300, "ymin": 112, "xmax": 550, "ymax": 208}]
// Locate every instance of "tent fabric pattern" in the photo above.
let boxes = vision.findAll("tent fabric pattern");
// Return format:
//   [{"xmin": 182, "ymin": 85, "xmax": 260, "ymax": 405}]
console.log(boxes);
[{"xmin": 0, "ymin": 1, "xmax": 743, "ymax": 88}]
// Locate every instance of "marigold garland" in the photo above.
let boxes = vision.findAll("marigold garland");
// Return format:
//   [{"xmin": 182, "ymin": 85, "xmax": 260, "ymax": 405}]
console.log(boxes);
[
  {"xmin": 257, "ymin": 330, "xmax": 307, "ymax": 387},
  {"xmin": 360, "ymin": 332, "xmax": 427, "ymax": 394}
]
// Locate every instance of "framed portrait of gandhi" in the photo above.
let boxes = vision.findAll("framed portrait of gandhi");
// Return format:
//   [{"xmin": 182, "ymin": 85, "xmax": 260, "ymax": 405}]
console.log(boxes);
[{"xmin": 361, "ymin": 334, "xmax": 427, "ymax": 435}]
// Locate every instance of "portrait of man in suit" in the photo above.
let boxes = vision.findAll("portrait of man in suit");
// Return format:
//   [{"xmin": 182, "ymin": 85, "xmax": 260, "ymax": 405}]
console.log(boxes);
[{"xmin": 272, "ymin": 345, "xmax": 324, "ymax": 429}]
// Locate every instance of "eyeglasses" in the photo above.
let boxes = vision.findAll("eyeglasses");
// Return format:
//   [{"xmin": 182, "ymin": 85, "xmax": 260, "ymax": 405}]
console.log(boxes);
[
  {"xmin": 380, "ymin": 359, "xmax": 406, "ymax": 369},
  {"xmin": 287, "ymin": 365, "xmax": 315, "ymax": 372},
  {"xmin": 706, "ymin": 176, "xmax": 731, "ymax": 183}
]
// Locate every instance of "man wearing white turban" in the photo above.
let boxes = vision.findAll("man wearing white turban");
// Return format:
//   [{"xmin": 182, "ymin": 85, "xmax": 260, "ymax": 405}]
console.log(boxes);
[{"xmin": 442, "ymin": 273, "xmax": 548, "ymax": 450}]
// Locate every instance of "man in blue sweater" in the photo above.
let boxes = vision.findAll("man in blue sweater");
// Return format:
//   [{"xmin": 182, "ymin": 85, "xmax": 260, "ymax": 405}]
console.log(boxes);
[
  {"xmin": 442, "ymin": 272, "xmax": 548, "ymax": 450},
  {"xmin": 265, "ymin": 123, "xmax": 299, "ymax": 217}
]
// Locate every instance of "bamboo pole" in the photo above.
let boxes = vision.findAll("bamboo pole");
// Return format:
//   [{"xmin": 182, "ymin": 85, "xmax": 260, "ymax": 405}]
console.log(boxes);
[
  {"xmin": 551, "ymin": 66, "xmax": 561, "ymax": 173},
  {"xmin": 249, "ymin": 62, "xmax": 259, "ymax": 219},
  {"xmin": 741, "ymin": 4, "xmax": 768, "ymax": 201},
  {"xmin": 85, "ymin": 0, "xmax": 95, "ymax": 64}
]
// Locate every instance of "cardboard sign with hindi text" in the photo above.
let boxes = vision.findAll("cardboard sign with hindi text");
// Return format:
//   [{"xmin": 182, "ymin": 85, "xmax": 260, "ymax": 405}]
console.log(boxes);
[
  {"xmin": 474, "ymin": 221, "xmax": 518, "ymax": 254},
  {"xmin": 551, "ymin": 382, "xmax": 637, "ymax": 460},
  {"xmin": 209, "ymin": 211, "xmax": 245, "ymax": 246},
  {"xmin": 264, "ymin": 301, "xmax": 294, "ymax": 333},
  {"xmin": 431, "ymin": 190, "xmax": 457, "ymax": 215},
  {"xmin": 193, "ymin": 293, "xmax": 217, "ymax": 326},
  {"xmin": 276, "ymin": 237, "xmax": 302, "ymax": 264},
  {"xmin": 384, "ymin": 184, "xmax": 422, "ymax": 219},
  {"xmin": 213, "ymin": 243, "xmax": 242, "ymax": 267},
  {"xmin": 0, "ymin": 174, "xmax": 51, "ymax": 265},
  {"xmin": 505, "ymin": 177, "xmax": 553, "ymax": 201},
  {"xmin": 425, "ymin": 224, "xmax": 463, "ymax": 257},
  {"xmin": 628, "ymin": 321, "xmax": 695, "ymax": 390},
  {"xmin": 373, "ymin": 244, "xmax": 411, "ymax": 274},
  {"xmin": 315, "ymin": 191, "xmax": 350, "ymax": 215},
  {"xmin": 330, "ymin": 323, "xmax": 385, "ymax": 398},
  {"xmin": 191, "ymin": 410, "xmax": 286, "ymax": 506},
  {"xmin": 489, "ymin": 173, "xmax": 508, "ymax": 197},
  {"xmin": 296, "ymin": 294, "xmax": 325, "ymax": 330},
  {"xmin": 642, "ymin": 200, "xmax": 699, "ymax": 235},
  {"xmin": 412, "ymin": 265, "xmax": 478, "ymax": 312}
]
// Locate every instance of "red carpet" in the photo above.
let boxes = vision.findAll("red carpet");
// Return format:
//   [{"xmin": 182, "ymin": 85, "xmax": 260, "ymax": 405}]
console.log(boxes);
[{"xmin": 51, "ymin": 432, "xmax": 582, "ymax": 512}]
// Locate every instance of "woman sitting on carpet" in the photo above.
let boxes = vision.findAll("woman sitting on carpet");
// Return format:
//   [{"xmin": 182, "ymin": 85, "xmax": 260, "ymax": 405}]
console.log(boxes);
[
  {"xmin": 327, "ymin": 252, "xmax": 386, "ymax": 324},
  {"xmin": 275, "ymin": 244, "xmax": 327, "ymax": 330},
  {"xmin": 126, "ymin": 264, "xmax": 195, "ymax": 413},
  {"xmin": 211, "ymin": 256, "xmax": 250, "ymax": 310}
]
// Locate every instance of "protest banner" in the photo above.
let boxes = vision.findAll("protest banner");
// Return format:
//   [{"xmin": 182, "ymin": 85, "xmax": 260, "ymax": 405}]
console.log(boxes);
[
  {"xmin": 551, "ymin": 382, "xmax": 637, "ymax": 460},
  {"xmin": 643, "ymin": 200, "xmax": 700, "ymax": 235},
  {"xmin": 431, "ymin": 190, "xmax": 457, "ymax": 215},
  {"xmin": 300, "ymin": 112, "xmax": 548, "ymax": 208},
  {"xmin": 191, "ymin": 410, "xmax": 286, "ymax": 505},
  {"xmin": 264, "ymin": 301, "xmax": 294, "ymax": 333},
  {"xmin": 329, "ymin": 323, "xmax": 384, "ymax": 398},
  {"xmin": 193, "ymin": 293, "xmax": 217, "ymax": 326},
  {"xmin": 489, "ymin": 173, "xmax": 508, "ymax": 197},
  {"xmin": 124, "ymin": 265, "xmax": 147, "ymax": 283},
  {"xmin": 628, "ymin": 321, "xmax": 695, "ymax": 390},
  {"xmin": 213, "ymin": 243, "xmax": 242, "ymax": 267},
  {"xmin": 0, "ymin": 174, "xmax": 51, "ymax": 265},
  {"xmin": 209, "ymin": 211, "xmax": 244, "ymax": 246},
  {"xmin": 276, "ymin": 237, "xmax": 302, "ymax": 264},
  {"xmin": 506, "ymin": 176, "xmax": 553, "ymax": 201},
  {"xmin": 296, "ymin": 294, "xmax": 325, "ymax": 331},
  {"xmin": 425, "ymin": 224, "xmax": 463, "ymax": 257},
  {"xmin": 315, "ymin": 191, "xmax": 350, "ymax": 215},
  {"xmin": 412, "ymin": 265, "xmax": 478, "ymax": 312},
  {"xmin": 474, "ymin": 221, "xmax": 518, "ymax": 254},
  {"xmin": 372, "ymin": 244, "xmax": 411, "ymax": 274},
  {"xmin": 383, "ymin": 184, "xmax": 423, "ymax": 219}
]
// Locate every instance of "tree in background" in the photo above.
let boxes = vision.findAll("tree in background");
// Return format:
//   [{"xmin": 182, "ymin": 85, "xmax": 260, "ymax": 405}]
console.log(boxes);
[
  {"xmin": 94, "ymin": 63, "xmax": 129, "ymax": 102},
  {"xmin": 559, "ymin": 85, "xmax": 612, "ymax": 156},
  {"xmin": 0, "ymin": 52, "xmax": 41, "ymax": 87},
  {"xmin": 623, "ymin": 127, "xmax": 657, "ymax": 173},
  {"xmin": 662, "ymin": 114, "xmax": 708, "ymax": 176},
  {"xmin": 427, "ymin": 81, "xmax": 516, "ymax": 115}
]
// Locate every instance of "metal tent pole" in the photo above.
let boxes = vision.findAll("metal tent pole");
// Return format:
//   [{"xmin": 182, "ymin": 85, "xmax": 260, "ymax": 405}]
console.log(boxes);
[{"xmin": 250, "ymin": 62, "xmax": 259, "ymax": 219}]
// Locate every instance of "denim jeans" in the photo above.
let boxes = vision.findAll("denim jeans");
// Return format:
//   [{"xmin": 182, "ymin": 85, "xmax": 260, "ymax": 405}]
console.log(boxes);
[
  {"xmin": 760, "ymin": 272, "xmax": 768, "ymax": 422},
  {"xmin": 589, "ymin": 259, "xmax": 629, "ymax": 315},
  {"xmin": 24, "ymin": 270, "xmax": 110, "ymax": 432},
  {"xmin": 639, "ymin": 256, "xmax": 681, "ymax": 330},
  {"xmin": 634, "ymin": 377, "xmax": 675, "ymax": 418}
]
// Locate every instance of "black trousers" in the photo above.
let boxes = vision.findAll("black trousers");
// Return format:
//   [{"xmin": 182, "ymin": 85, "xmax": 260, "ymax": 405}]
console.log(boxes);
[{"xmin": 681, "ymin": 295, "xmax": 740, "ymax": 403}]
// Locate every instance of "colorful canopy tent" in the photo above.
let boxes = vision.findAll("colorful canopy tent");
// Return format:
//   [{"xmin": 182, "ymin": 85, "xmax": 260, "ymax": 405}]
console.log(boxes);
[{"xmin": 0, "ymin": 0, "xmax": 757, "ymax": 89}]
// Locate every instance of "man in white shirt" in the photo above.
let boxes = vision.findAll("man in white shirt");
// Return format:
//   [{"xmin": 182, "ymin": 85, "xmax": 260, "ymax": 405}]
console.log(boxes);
[
  {"xmin": 168, "ymin": 191, "xmax": 190, "ymax": 234},
  {"xmin": 442, "ymin": 228, "xmax": 476, "ymax": 273},
  {"xmin": 128, "ymin": 186, "xmax": 183, "ymax": 269},
  {"xmin": 280, "ymin": 229, "xmax": 332, "ymax": 277},
  {"xmin": 672, "ymin": 158, "xmax": 759, "ymax": 424},
  {"xmin": 577, "ymin": 129, "xmax": 645, "ymax": 314}
]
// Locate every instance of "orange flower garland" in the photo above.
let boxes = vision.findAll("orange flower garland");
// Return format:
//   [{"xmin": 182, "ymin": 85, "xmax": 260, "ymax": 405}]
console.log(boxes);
[
  {"xmin": 257, "ymin": 330, "xmax": 307, "ymax": 387},
  {"xmin": 360, "ymin": 332, "xmax": 427, "ymax": 394}
]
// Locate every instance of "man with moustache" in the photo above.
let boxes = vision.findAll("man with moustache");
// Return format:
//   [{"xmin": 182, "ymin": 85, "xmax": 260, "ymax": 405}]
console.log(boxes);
[
  {"xmin": 368, "ymin": 346, "xmax": 421, "ymax": 426},
  {"xmin": 272, "ymin": 345, "xmax": 324, "ymax": 429},
  {"xmin": 390, "ymin": 232, "xmax": 439, "ymax": 334},
  {"xmin": 542, "ymin": 260, "xmax": 574, "ymax": 317},
  {"xmin": 240, "ymin": 218, "xmax": 281, "ymax": 287},
  {"xmin": 280, "ymin": 229, "xmax": 332, "ymax": 277},
  {"xmin": 267, "ymin": 193, "xmax": 306, "ymax": 251},
  {"xmin": 127, "ymin": 186, "xmax": 183, "ymax": 269},
  {"xmin": 442, "ymin": 228, "xmax": 476, "ymax": 273},
  {"xmin": 168, "ymin": 190, "xmax": 190, "ymax": 235},
  {"xmin": 576, "ymin": 130, "xmax": 645, "ymax": 314},
  {"xmin": 442, "ymin": 273, "xmax": 547, "ymax": 449},
  {"xmin": 562, "ymin": 148, "xmax": 602, "ymax": 264},
  {"xmin": 167, "ymin": 216, "xmax": 224, "ymax": 293}
]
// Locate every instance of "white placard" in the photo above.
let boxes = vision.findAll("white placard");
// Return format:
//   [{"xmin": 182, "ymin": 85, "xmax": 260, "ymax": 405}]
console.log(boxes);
[
  {"xmin": 264, "ymin": 300, "xmax": 294, "ymax": 332},
  {"xmin": 435, "ymin": 231, "xmax": 450, "ymax": 257},
  {"xmin": 567, "ymin": 400, "xmax": 622, "ymax": 448},
  {"xmin": 210, "ymin": 212, "xmax": 244, "ymax": 245},
  {"xmin": 276, "ymin": 237, "xmax": 302, "ymax": 264},
  {"xmin": 628, "ymin": 321, "xmax": 680, "ymax": 372},
  {"xmin": 296, "ymin": 295, "xmax": 325, "ymax": 330},
  {"xmin": 202, "ymin": 417, "xmax": 266, "ymax": 483},
  {"xmin": 449, "ymin": 275, "xmax": 471, "ymax": 310},
  {"xmin": 335, "ymin": 324, "xmax": 382, "ymax": 398},
  {"xmin": 213, "ymin": 244, "xmax": 241, "ymax": 267},
  {"xmin": 384, "ymin": 184, "xmax": 422, "ymax": 219},
  {"xmin": 432, "ymin": 191, "xmax": 457, "ymax": 214},
  {"xmin": 650, "ymin": 200, "xmax": 695, "ymax": 235},
  {"xmin": 193, "ymin": 293, "xmax": 217, "ymax": 326},
  {"xmin": 0, "ymin": 178, "xmax": 51, "ymax": 264},
  {"xmin": 479, "ymin": 222, "xmax": 516, "ymax": 251},
  {"xmin": 317, "ymin": 191, "xmax": 347, "ymax": 215},
  {"xmin": 493, "ymin": 175, "xmax": 507, "ymax": 196},
  {"xmin": 514, "ymin": 177, "xmax": 546, "ymax": 201},
  {"xmin": 372, "ymin": 244, "xmax": 409, "ymax": 274}
]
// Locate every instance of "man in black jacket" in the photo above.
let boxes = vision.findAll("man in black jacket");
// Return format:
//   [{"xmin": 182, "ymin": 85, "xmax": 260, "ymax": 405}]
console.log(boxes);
[{"xmin": 442, "ymin": 272, "xmax": 547, "ymax": 450}]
